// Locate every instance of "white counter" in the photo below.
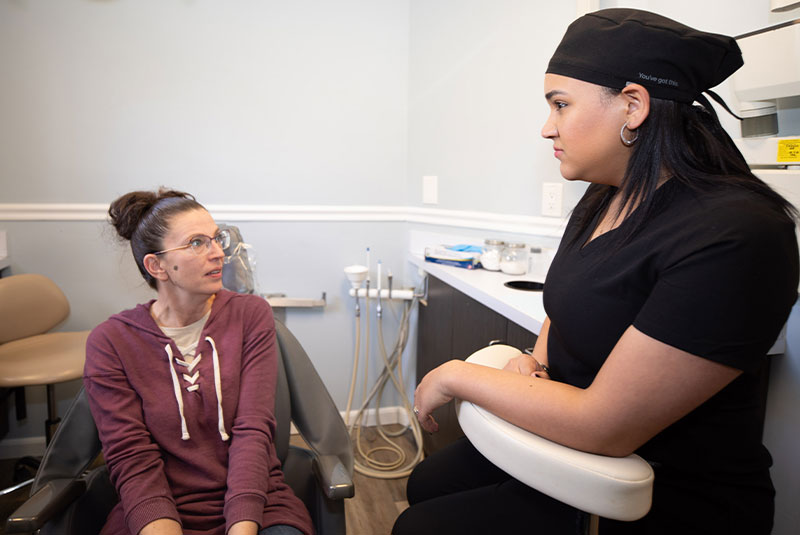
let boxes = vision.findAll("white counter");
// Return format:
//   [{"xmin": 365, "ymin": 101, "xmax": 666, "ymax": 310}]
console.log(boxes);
[{"xmin": 408, "ymin": 254, "xmax": 547, "ymax": 335}]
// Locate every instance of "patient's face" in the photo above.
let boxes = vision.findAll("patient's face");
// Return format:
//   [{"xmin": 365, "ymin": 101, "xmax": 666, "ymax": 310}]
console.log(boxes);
[{"xmin": 156, "ymin": 208, "xmax": 225, "ymax": 296}]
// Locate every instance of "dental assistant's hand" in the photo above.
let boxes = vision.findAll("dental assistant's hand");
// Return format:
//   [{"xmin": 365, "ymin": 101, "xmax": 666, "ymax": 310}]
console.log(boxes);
[
  {"xmin": 503, "ymin": 353, "xmax": 550, "ymax": 379},
  {"xmin": 413, "ymin": 360, "xmax": 463, "ymax": 433}
]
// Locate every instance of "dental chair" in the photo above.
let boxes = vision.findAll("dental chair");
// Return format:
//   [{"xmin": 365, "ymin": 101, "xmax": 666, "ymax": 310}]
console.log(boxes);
[
  {"xmin": 5, "ymin": 319, "xmax": 354, "ymax": 535},
  {"xmin": 457, "ymin": 344, "xmax": 655, "ymax": 535}
]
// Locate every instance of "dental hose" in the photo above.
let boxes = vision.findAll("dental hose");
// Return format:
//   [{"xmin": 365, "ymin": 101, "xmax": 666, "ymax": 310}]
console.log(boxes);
[
  {"xmin": 347, "ymin": 289, "xmax": 424, "ymax": 479},
  {"xmin": 345, "ymin": 279, "xmax": 370, "ymax": 428},
  {"xmin": 350, "ymin": 299, "xmax": 423, "ymax": 478},
  {"xmin": 344, "ymin": 284, "xmax": 369, "ymax": 427}
]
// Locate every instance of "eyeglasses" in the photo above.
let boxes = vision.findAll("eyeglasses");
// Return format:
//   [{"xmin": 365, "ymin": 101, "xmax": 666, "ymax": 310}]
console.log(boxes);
[{"xmin": 153, "ymin": 229, "xmax": 231, "ymax": 256}]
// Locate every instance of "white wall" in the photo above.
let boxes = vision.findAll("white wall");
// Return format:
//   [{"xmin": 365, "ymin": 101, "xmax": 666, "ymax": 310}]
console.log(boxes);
[
  {"xmin": 0, "ymin": 0, "xmax": 414, "ymax": 451},
  {"xmin": 2, "ymin": 2, "xmax": 799, "ymax": 531},
  {"xmin": 764, "ymin": 303, "xmax": 800, "ymax": 535},
  {"xmin": 0, "ymin": 0, "xmax": 409, "ymax": 205},
  {"xmin": 0, "ymin": 0, "xmax": 576, "ymax": 454},
  {"xmin": 407, "ymin": 0, "xmax": 586, "ymax": 215}
]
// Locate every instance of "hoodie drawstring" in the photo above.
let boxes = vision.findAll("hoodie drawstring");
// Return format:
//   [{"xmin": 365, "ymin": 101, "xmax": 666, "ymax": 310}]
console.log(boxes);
[
  {"xmin": 206, "ymin": 336, "xmax": 230, "ymax": 441},
  {"xmin": 165, "ymin": 344, "xmax": 190, "ymax": 441},
  {"xmin": 164, "ymin": 336, "xmax": 229, "ymax": 442}
]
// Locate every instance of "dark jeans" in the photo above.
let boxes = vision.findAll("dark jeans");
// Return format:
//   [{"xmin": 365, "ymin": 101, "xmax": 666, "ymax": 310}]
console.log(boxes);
[
  {"xmin": 258, "ymin": 525, "xmax": 303, "ymax": 535},
  {"xmin": 392, "ymin": 437, "xmax": 586, "ymax": 534},
  {"xmin": 392, "ymin": 437, "xmax": 775, "ymax": 535}
]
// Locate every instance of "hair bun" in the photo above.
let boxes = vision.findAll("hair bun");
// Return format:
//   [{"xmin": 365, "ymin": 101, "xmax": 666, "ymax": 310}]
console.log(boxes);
[{"xmin": 108, "ymin": 188, "xmax": 195, "ymax": 241}]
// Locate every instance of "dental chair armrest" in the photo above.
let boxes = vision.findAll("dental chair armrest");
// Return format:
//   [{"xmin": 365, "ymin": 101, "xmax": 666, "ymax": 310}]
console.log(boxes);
[
  {"xmin": 5, "ymin": 478, "xmax": 86, "ymax": 533},
  {"xmin": 312, "ymin": 454, "xmax": 355, "ymax": 500},
  {"xmin": 457, "ymin": 344, "xmax": 654, "ymax": 521}
]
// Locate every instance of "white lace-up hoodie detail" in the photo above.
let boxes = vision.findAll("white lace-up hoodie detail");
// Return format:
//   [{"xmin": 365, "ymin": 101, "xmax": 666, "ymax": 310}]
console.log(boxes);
[{"xmin": 165, "ymin": 336, "xmax": 229, "ymax": 442}]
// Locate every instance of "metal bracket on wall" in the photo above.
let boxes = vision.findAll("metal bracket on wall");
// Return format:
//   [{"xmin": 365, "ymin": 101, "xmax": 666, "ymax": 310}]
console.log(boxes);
[
  {"xmin": 265, "ymin": 292, "xmax": 327, "ymax": 309},
  {"xmin": 264, "ymin": 292, "xmax": 326, "ymax": 323},
  {"xmin": 415, "ymin": 274, "xmax": 429, "ymax": 307}
]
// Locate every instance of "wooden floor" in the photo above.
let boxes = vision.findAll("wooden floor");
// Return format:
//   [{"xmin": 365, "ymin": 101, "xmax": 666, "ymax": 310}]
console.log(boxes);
[
  {"xmin": 293, "ymin": 423, "xmax": 417, "ymax": 535},
  {"xmin": 345, "ymin": 466, "xmax": 409, "ymax": 535}
]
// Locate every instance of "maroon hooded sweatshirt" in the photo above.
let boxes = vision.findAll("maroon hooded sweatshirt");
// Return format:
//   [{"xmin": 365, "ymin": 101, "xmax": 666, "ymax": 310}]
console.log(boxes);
[{"xmin": 84, "ymin": 290, "xmax": 313, "ymax": 535}]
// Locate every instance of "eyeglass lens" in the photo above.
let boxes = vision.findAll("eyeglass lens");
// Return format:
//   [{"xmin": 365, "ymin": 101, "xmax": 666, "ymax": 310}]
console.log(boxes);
[{"xmin": 190, "ymin": 230, "xmax": 230, "ymax": 254}]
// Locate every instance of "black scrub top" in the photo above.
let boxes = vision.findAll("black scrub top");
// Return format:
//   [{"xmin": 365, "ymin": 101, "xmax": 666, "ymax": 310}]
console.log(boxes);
[{"xmin": 543, "ymin": 179, "xmax": 797, "ymax": 533}]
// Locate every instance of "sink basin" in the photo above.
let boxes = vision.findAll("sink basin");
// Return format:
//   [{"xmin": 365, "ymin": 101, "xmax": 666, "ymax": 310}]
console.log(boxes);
[{"xmin": 504, "ymin": 280, "xmax": 544, "ymax": 292}]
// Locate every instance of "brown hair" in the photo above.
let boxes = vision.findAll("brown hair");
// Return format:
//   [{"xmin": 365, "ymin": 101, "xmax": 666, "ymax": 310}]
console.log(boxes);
[{"xmin": 108, "ymin": 188, "xmax": 204, "ymax": 289}]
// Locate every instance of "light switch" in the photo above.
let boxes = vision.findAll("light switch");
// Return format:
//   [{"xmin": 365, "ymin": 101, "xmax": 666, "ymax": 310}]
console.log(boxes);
[
  {"xmin": 542, "ymin": 182, "xmax": 563, "ymax": 217},
  {"xmin": 423, "ymin": 176, "xmax": 438, "ymax": 204}
]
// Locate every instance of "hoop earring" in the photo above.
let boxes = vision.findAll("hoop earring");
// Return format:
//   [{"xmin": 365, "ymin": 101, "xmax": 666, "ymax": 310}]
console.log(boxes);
[{"xmin": 620, "ymin": 122, "xmax": 639, "ymax": 146}]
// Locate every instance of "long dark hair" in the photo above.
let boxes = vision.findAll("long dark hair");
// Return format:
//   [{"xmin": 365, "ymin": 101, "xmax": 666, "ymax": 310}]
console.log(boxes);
[
  {"xmin": 571, "ymin": 89, "xmax": 798, "ymax": 246},
  {"xmin": 108, "ymin": 188, "xmax": 204, "ymax": 289}
]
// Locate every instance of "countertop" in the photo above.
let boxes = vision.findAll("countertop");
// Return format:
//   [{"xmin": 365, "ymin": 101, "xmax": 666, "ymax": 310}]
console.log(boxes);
[
  {"xmin": 410, "ymin": 253, "xmax": 789, "ymax": 354},
  {"xmin": 408, "ymin": 254, "xmax": 546, "ymax": 335}
]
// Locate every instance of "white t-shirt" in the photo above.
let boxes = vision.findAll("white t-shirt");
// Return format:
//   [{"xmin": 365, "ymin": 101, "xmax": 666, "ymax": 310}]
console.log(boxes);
[{"xmin": 158, "ymin": 310, "xmax": 210, "ymax": 363}]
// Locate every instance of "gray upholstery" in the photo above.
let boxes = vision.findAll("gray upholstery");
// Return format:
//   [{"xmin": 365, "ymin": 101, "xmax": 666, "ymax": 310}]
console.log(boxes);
[
  {"xmin": 5, "ymin": 319, "xmax": 354, "ymax": 535},
  {"xmin": 274, "ymin": 321, "xmax": 354, "ymax": 501},
  {"xmin": 30, "ymin": 388, "xmax": 101, "ymax": 495}
]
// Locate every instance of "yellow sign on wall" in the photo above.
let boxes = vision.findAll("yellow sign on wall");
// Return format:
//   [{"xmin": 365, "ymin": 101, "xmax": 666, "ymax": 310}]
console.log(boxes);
[{"xmin": 777, "ymin": 139, "xmax": 800, "ymax": 163}]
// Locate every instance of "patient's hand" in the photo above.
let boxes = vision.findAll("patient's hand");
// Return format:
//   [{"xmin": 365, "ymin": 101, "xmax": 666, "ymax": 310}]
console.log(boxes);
[
  {"xmin": 503, "ymin": 353, "xmax": 549, "ymax": 378},
  {"xmin": 228, "ymin": 520, "xmax": 258, "ymax": 535}
]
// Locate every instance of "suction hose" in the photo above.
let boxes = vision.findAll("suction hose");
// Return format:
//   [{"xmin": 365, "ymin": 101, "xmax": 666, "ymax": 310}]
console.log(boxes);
[
  {"xmin": 344, "ymin": 279, "xmax": 371, "ymax": 428},
  {"xmin": 347, "ymin": 289, "xmax": 424, "ymax": 479},
  {"xmin": 344, "ymin": 289, "xmax": 361, "ymax": 427}
]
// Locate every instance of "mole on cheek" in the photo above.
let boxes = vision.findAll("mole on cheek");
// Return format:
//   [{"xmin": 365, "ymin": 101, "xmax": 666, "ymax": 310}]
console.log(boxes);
[{"xmin": 173, "ymin": 266, "xmax": 179, "ymax": 271}]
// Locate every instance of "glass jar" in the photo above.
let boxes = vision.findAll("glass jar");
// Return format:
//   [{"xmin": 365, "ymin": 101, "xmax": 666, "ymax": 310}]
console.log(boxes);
[
  {"xmin": 528, "ymin": 246, "xmax": 555, "ymax": 279},
  {"xmin": 500, "ymin": 243, "xmax": 529, "ymax": 275},
  {"xmin": 480, "ymin": 239, "xmax": 505, "ymax": 271}
]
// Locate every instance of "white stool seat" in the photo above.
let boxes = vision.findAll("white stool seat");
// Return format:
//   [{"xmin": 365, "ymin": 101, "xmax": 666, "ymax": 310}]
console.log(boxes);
[{"xmin": 456, "ymin": 344, "xmax": 654, "ymax": 521}]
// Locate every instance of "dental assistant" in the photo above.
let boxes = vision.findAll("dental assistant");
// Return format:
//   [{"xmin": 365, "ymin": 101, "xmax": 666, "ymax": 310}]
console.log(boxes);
[
  {"xmin": 84, "ymin": 189, "xmax": 312, "ymax": 535},
  {"xmin": 395, "ymin": 9, "xmax": 799, "ymax": 535}
]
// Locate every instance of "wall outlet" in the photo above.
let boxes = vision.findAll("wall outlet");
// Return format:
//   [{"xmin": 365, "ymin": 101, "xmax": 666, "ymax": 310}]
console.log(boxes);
[
  {"xmin": 542, "ymin": 182, "xmax": 563, "ymax": 217},
  {"xmin": 423, "ymin": 175, "xmax": 438, "ymax": 204}
]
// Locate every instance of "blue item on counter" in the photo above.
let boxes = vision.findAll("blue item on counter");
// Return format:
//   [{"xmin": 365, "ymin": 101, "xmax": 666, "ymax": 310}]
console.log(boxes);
[
  {"xmin": 448, "ymin": 244, "xmax": 484, "ymax": 253},
  {"xmin": 424, "ymin": 245, "xmax": 481, "ymax": 270}
]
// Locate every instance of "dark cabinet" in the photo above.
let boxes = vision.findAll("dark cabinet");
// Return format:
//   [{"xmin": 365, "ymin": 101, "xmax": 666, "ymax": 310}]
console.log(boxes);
[{"xmin": 416, "ymin": 275, "xmax": 538, "ymax": 454}]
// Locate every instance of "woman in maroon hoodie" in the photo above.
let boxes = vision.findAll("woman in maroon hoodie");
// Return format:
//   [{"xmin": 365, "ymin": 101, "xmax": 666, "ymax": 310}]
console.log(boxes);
[{"xmin": 84, "ymin": 189, "xmax": 313, "ymax": 535}]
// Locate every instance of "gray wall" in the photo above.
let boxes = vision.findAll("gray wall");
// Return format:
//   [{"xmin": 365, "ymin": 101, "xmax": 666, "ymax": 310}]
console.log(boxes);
[
  {"xmin": 0, "ymin": 0, "xmax": 415, "ymax": 451},
  {"xmin": 0, "ymin": 0, "xmax": 409, "ymax": 205},
  {"xmin": 2, "ymin": 2, "xmax": 800, "ymax": 531},
  {"xmin": 1, "ymin": 0, "xmax": 584, "ymax": 449},
  {"xmin": 408, "ymin": 1, "xmax": 585, "ymax": 214}
]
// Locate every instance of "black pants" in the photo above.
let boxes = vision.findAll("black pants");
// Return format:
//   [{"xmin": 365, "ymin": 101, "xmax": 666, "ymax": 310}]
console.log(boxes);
[
  {"xmin": 392, "ymin": 437, "xmax": 774, "ymax": 535},
  {"xmin": 392, "ymin": 437, "xmax": 585, "ymax": 534}
]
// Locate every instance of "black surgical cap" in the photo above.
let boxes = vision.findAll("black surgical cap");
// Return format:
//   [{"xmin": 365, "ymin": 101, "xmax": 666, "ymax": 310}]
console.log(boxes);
[{"xmin": 546, "ymin": 8, "xmax": 743, "ymax": 103}]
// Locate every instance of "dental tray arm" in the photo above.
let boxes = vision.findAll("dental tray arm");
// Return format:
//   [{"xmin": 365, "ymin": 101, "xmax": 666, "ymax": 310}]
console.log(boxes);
[
  {"xmin": 274, "ymin": 321, "xmax": 355, "ymax": 500},
  {"xmin": 456, "ymin": 344, "xmax": 654, "ymax": 521}
]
